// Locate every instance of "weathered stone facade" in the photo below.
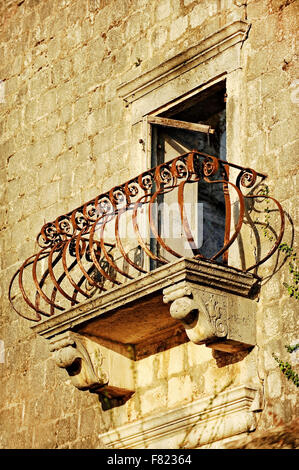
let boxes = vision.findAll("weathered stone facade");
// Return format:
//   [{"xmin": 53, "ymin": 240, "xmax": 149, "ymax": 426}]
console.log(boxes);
[{"xmin": 0, "ymin": 0, "xmax": 298, "ymax": 449}]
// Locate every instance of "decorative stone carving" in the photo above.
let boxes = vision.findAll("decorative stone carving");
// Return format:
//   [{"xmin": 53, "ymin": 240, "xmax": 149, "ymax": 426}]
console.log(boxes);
[
  {"xmin": 49, "ymin": 332, "xmax": 134, "ymax": 408},
  {"xmin": 100, "ymin": 384, "xmax": 262, "ymax": 449},
  {"xmin": 49, "ymin": 331, "xmax": 109, "ymax": 393},
  {"xmin": 163, "ymin": 280, "xmax": 255, "ymax": 352}
]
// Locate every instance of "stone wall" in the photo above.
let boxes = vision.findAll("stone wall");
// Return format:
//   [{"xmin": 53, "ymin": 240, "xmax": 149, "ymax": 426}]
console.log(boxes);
[{"xmin": 0, "ymin": 0, "xmax": 298, "ymax": 448}]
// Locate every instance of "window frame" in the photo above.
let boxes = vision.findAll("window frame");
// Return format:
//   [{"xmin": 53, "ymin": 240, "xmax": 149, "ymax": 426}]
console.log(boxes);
[{"xmin": 142, "ymin": 77, "xmax": 228, "ymax": 268}]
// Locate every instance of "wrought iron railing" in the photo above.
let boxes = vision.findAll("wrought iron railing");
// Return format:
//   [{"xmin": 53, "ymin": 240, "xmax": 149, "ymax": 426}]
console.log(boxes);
[{"xmin": 9, "ymin": 151, "xmax": 285, "ymax": 321}]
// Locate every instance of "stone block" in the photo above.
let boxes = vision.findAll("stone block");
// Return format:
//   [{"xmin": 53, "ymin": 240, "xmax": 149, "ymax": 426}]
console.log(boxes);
[
  {"xmin": 261, "ymin": 69, "xmax": 288, "ymax": 100},
  {"xmin": 167, "ymin": 375, "xmax": 192, "ymax": 407},
  {"xmin": 187, "ymin": 342, "xmax": 212, "ymax": 367},
  {"xmin": 24, "ymin": 99, "xmax": 39, "ymax": 123},
  {"xmin": 39, "ymin": 180, "xmax": 59, "ymax": 207},
  {"xmin": 189, "ymin": 2, "xmax": 208, "ymax": 29},
  {"xmin": 275, "ymin": 89, "xmax": 299, "ymax": 123},
  {"xmin": 66, "ymin": 119, "xmax": 86, "ymax": 148},
  {"xmin": 74, "ymin": 96, "xmax": 89, "ymax": 120},
  {"xmin": 59, "ymin": 103, "xmax": 73, "ymax": 125},
  {"xmin": 92, "ymin": 130, "xmax": 111, "ymax": 156},
  {"xmin": 247, "ymin": 0, "xmax": 269, "ymax": 20},
  {"xmin": 79, "ymin": 407, "xmax": 97, "ymax": 437},
  {"xmin": 7, "ymin": 149, "xmax": 25, "ymax": 181},
  {"xmin": 53, "ymin": 57, "xmax": 73, "ymax": 85},
  {"xmin": 56, "ymin": 80, "xmax": 74, "ymax": 107},
  {"xmin": 73, "ymin": 162, "xmax": 93, "ymax": 191},
  {"xmin": 156, "ymin": 0, "xmax": 171, "ymax": 20},
  {"xmin": 4, "ymin": 75, "xmax": 19, "ymax": 97},
  {"xmin": 151, "ymin": 26, "xmax": 168, "ymax": 50},
  {"xmin": 170, "ymin": 14, "xmax": 188, "ymax": 41},
  {"xmin": 136, "ymin": 357, "xmax": 154, "ymax": 387},
  {"xmin": 168, "ymin": 344, "xmax": 185, "ymax": 375},
  {"xmin": 266, "ymin": 120, "xmax": 295, "ymax": 153},
  {"xmin": 47, "ymin": 36, "xmax": 61, "ymax": 61},
  {"xmin": 244, "ymin": 132, "xmax": 267, "ymax": 160},
  {"xmin": 77, "ymin": 140, "xmax": 92, "ymax": 161},
  {"xmin": 245, "ymin": 47, "xmax": 272, "ymax": 81},
  {"xmin": 8, "ymin": 429, "xmax": 32, "ymax": 449},
  {"xmin": 72, "ymin": 47, "xmax": 87, "ymax": 76},
  {"xmin": 39, "ymin": 89, "xmax": 57, "ymax": 117},
  {"xmin": 140, "ymin": 385, "xmax": 167, "ymax": 414},
  {"xmin": 92, "ymin": 150, "xmax": 107, "ymax": 179},
  {"xmin": 0, "ymin": 138, "xmax": 16, "ymax": 161},
  {"xmin": 124, "ymin": 12, "xmax": 142, "ymax": 41},
  {"xmin": 33, "ymin": 421, "xmax": 58, "ymax": 449},
  {"xmin": 47, "ymin": 130, "xmax": 65, "ymax": 159},
  {"xmin": 264, "ymin": 348, "xmax": 278, "ymax": 372},
  {"xmin": 263, "ymin": 306, "xmax": 280, "ymax": 337},
  {"xmin": 5, "ymin": 109, "xmax": 19, "ymax": 137},
  {"xmin": 29, "ymin": 68, "xmax": 51, "ymax": 98},
  {"xmin": 86, "ymin": 108, "xmax": 106, "ymax": 137},
  {"xmin": 267, "ymin": 370, "xmax": 282, "ymax": 399}
]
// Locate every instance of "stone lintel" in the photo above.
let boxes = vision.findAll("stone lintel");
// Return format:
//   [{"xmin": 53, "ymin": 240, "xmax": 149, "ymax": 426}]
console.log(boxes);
[
  {"xmin": 99, "ymin": 384, "xmax": 259, "ymax": 449},
  {"xmin": 117, "ymin": 20, "xmax": 249, "ymax": 105}
]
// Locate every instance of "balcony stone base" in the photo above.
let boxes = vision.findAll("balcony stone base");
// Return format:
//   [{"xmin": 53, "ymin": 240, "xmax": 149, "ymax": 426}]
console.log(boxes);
[{"xmin": 31, "ymin": 258, "xmax": 260, "ymax": 399}]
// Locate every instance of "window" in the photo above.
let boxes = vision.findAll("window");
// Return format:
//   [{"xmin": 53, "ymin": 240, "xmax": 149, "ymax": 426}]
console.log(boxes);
[{"xmin": 148, "ymin": 81, "xmax": 227, "ymax": 269}]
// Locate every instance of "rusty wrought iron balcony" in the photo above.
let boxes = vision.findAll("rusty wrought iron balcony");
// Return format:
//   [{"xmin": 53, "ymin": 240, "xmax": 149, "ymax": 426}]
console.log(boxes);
[{"xmin": 9, "ymin": 151, "xmax": 284, "ymax": 323}]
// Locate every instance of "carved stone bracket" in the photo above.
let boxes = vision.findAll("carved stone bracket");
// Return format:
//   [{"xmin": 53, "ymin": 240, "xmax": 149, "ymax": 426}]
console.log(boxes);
[
  {"xmin": 49, "ymin": 331, "xmax": 109, "ymax": 393},
  {"xmin": 49, "ymin": 331, "xmax": 134, "ymax": 407},
  {"xmin": 163, "ymin": 281, "xmax": 256, "ymax": 352}
]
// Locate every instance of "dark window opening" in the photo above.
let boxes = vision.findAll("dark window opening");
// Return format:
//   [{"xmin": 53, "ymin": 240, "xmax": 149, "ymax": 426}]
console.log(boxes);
[{"xmin": 150, "ymin": 81, "xmax": 227, "ymax": 269}]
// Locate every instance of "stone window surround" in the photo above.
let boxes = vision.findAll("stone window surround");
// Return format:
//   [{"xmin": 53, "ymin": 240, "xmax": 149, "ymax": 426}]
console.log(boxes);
[
  {"xmin": 118, "ymin": 20, "xmax": 250, "ymax": 173},
  {"xmin": 99, "ymin": 384, "xmax": 263, "ymax": 449}
]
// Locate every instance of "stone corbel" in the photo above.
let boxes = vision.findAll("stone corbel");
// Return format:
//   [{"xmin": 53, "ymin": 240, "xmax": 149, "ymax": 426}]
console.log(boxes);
[
  {"xmin": 49, "ymin": 331, "xmax": 134, "ymax": 407},
  {"xmin": 163, "ymin": 281, "xmax": 256, "ymax": 353},
  {"xmin": 49, "ymin": 331, "xmax": 109, "ymax": 393}
]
